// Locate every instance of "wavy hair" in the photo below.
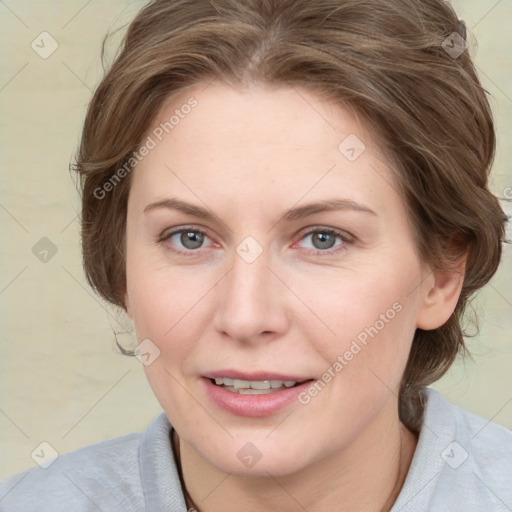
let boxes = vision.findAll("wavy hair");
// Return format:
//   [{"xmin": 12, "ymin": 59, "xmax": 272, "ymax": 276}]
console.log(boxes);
[{"xmin": 72, "ymin": 0, "xmax": 507, "ymax": 431}]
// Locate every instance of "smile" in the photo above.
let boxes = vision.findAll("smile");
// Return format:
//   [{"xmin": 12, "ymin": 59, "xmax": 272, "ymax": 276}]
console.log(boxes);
[
  {"xmin": 212, "ymin": 377, "xmax": 300, "ymax": 394},
  {"xmin": 203, "ymin": 374, "xmax": 314, "ymax": 417}
]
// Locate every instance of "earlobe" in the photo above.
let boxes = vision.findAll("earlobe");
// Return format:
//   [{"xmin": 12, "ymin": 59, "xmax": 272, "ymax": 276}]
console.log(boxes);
[{"xmin": 416, "ymin": 259, "xmax": 465, "ymax": 330}]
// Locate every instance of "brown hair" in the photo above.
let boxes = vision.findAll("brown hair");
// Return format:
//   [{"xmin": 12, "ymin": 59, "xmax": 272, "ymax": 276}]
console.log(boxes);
[{"xmin": 73, "ymin": 0, "xmax": 507, "ymax": 431}]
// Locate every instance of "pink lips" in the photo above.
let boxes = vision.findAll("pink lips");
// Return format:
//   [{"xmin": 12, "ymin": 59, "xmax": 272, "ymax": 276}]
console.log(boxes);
[{"xmin": 202, "ymin": 370, "xmax": 314, "ymax": 417}]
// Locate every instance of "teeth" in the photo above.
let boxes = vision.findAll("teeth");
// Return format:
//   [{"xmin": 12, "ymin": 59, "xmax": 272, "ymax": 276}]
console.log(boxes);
[
  {"xmin": 213, "ymin": 377, "xmax": 299, "ymax": 391},
  {"xmin": 238, "ymin": 388, "xmax": 277, "ymax": 395},
  {"xmin": 234, "ymin": 379, "xmax": 253, "ymax": 389},
  {"xmin": 249, "ymin": 380, "xmax": 271, "ymax": 390}
]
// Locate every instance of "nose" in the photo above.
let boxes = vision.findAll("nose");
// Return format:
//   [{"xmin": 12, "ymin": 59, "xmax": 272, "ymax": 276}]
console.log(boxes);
[{"xmin": 213, "ymin": 251, "xmax": 290, "ymax": 344}]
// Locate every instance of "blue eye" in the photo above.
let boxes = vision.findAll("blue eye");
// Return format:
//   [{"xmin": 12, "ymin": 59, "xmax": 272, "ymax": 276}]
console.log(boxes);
[
  {"xmin": 160, "ymin": 228, "xmax": 211, "ymax": 251},
  {"xmin": 158, "ymin": 227, "xmax": 351, "ymax": 256},
  {"xmin": 298, "ymin": 229, "xmax": 346, "ymax": 252}
]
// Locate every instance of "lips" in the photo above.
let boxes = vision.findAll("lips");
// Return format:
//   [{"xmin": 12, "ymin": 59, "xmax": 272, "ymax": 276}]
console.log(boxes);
[{"xmin": 202, "ymin": 370, "xmax": 314, "ymax": 417}]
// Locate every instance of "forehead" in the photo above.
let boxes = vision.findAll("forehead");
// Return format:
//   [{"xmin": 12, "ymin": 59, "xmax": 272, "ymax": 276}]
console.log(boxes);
[
  {"xmin": 147, "ymin": 80, "xmax": 381, "ymax": 156},
  {"xmin": 130, "ymin": 81, "xmax": 399, "ymax": 215}
]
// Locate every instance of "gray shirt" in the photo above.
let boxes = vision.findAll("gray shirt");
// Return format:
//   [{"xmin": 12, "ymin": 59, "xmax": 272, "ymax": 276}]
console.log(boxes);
[{"xmin": 1, "ymin": 388, "xmax": 511, "ymax": 511}]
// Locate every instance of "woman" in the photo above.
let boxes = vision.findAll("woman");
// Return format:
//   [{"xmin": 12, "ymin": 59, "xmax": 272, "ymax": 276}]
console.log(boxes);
[{"xmin": 1, "ymin": 0, "xmax": 510, "ymax": 510}]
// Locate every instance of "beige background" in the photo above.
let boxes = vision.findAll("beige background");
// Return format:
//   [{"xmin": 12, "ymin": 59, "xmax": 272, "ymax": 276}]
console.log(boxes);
[{"xmin": 0, "ymin": 0, "xmax": 511, "ymax": 480}]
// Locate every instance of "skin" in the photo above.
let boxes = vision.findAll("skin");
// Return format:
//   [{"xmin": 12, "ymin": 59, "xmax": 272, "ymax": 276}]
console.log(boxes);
[{"xmin": 124, "ymin": 80, "xmax": 464, "ymax": 512}]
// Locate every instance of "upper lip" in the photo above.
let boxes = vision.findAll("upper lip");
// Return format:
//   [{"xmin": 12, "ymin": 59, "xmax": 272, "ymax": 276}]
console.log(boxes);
[{"xmin": 203, "ymin": 370, "xmax": 312, "ymax": 382}]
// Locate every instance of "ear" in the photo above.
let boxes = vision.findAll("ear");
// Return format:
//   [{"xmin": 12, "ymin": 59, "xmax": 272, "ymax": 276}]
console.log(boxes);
[{"xmin": 416, "ymin": 257, "xmax": 466, "ymax": 330}]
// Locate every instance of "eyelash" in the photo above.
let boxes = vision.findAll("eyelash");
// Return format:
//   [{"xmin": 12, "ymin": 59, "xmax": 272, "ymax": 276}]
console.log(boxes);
[{"xmin": 157, "ymin": 226, "xmax": 352, "ymax": 256}]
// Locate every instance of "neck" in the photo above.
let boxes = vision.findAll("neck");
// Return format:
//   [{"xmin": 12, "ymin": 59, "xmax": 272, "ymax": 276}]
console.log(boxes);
[{"xmin": 175, "ymin": 402, "xmax": 418, "ymax": 512}]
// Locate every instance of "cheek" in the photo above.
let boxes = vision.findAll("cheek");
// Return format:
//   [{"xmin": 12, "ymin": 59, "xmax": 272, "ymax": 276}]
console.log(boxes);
[
  {"xmin": 126, "ymin": 240, "xmax": 186, "ymax": 334},
  {"xmin": 125, "ymin": 263, "xmax": 212, "ymax": 423},
  {"xmin": 125, "ymin": 254, "xmax": 216, "ymax": 360},
  {"xmin": 291, "ymin": 262, "xmax": 420, "ymax": 382}
]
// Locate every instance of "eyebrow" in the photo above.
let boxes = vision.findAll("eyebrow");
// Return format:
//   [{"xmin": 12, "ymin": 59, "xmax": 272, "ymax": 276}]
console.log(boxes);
[{"xmin": 143, "ymin": 197, "xmax": 377, "ymax": 222}]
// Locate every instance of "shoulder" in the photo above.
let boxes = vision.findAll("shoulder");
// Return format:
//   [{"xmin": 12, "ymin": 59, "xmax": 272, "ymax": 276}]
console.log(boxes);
[
  {"xmin": 431, "ymin": 389, "xmax": 512, "ymax": 510},
  {"xmin": 393, "ymin": 388, "xmax": 512, "ymax": 512},
  {"xmin": 0, "ymin": 413, "xmax": 177, "ymax": 512}
]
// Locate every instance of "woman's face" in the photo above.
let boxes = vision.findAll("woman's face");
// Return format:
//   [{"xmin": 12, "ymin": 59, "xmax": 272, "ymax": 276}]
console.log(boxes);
[{"xmin": 125, "ymin": 81, "xmax": 440, "ymax": 476}]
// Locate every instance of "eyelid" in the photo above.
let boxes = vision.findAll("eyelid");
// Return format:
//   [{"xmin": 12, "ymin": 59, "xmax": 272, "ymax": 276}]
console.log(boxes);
[
  {"xmin": 296, "ymin": 225, "xmax": 354, "ymax": 241},
  {"xmin": 158, "ymin": 225, "xmax": 205, "ymax": 241},
  {"xmin": 158, "ymin": 225, "xmax": 217, "ymax": 253},
  {"xmin": 158, "ymin": 225, "xmax": 354, "ymax": 255},
  {"xmin": 293, "ymin": 226, "xmax": 354, "ymax": 254}
]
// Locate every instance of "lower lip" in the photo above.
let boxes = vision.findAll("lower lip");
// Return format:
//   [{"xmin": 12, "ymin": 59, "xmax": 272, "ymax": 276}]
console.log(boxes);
[{"xmin": 202, "ymin": 378, "xmax": 313, "ymax": 417}]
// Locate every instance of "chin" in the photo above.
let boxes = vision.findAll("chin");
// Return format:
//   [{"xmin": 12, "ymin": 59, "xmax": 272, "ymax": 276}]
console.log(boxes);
[{"xmin": 196, "ymin": 437, "xmax": 316, "ymax": 478}]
